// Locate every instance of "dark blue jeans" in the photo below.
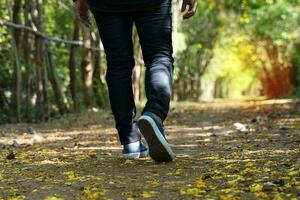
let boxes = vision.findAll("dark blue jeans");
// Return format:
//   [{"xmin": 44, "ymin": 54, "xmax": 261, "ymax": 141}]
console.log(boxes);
[{"xmin": 91, "ymin": 0, "xmax": 174, "ymax": 145}]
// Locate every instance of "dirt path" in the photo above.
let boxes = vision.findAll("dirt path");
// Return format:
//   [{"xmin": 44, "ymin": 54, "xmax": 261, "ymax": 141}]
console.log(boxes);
[{"xmin": 0, "ymin": 100, "xmax": 299, "ymax": 200}]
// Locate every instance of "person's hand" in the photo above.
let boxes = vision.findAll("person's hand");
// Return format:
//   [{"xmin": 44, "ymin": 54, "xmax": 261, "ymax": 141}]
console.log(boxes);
[
  {"xmin": 181, "ymin": 0, "xmax": 197, "ymax": 20},
  {"xmin": 74, "ymin": 0, "xmax": 91, "ymax": 28}
]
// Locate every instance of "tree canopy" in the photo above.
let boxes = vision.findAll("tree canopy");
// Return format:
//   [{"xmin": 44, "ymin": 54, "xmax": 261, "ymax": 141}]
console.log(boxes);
[{"xmin": 0, "ymin": 0, "xmax": 299, "ymax": 123}]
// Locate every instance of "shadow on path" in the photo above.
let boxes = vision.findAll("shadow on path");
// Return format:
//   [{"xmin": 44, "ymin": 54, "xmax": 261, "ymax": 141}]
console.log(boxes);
[{"xmin": 0, "ymin": 100, "xmax": 299, "ymax": 199}]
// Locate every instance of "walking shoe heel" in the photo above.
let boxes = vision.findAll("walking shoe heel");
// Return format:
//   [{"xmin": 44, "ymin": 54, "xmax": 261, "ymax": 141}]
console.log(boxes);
[{"xmin": 138, "ymin": 112, "xmax": 175, "ymax": 162}]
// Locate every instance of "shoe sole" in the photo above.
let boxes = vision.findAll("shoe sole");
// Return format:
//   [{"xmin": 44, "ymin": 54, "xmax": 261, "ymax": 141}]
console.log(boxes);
[
  {"xmin": 123, "ymin": 149, "xmax": 149, "ymax": 159},
  {"xmin": 137, "ymin": 116, "xmax": 175, "ymax": 162}
]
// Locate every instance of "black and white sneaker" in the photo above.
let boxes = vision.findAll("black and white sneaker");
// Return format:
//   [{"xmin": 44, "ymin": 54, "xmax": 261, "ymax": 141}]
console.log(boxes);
[{"xmin": 122, "ymin": 141, "xmax": 148, "ymax": 159}]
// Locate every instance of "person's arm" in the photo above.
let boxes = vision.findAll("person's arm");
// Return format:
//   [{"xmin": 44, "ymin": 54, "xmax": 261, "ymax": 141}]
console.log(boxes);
[
  {"xmin": 181, "ymin": 0, "xmax": 197, "ymax": 19},
  {"xmin": 73, "ymin": 0, "xmax": 91, "ymax": 28}
]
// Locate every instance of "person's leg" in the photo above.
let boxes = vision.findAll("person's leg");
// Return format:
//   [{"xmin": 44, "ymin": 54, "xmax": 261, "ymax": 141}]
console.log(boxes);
[
  {"xmin": 134, "ymin": 0, "xmax": 174, "ymax": 122},
  {"xmin": 134, "ymin": 0, "xmax": 175, "ymax": 162},
  {"xmin": 92, "ymin": 11, "xmax": 140, "ymax": 145}
]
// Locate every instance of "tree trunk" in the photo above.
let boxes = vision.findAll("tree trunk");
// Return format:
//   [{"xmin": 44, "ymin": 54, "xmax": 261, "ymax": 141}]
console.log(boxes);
[
  {"xmin": 196, "ymin": 73, "xmax": 202, "ymax": 101},
  {"xmin": 133, "ymin": 47, "xmax": 142, "ymax": 103},
  {"xmin": 35, "ymin": 35, "xmax": 44, "ymax": 121},
  {"xmin": 0, "ymin": 88, "xmax": 9, "ymax": 109},
  {"xmin": 81, "ymin": 26, "xmax": 94, "ymax": 110},
  {"xmin": 45, "ymin": 42, "xmax": 69, "ymax": 114},
  {"xmin": 176, "ymin": 52, "xmax": 188, "ymax": 101},
  {"xmin": 92, "ymin": 32, "xmax": 108, "ymax": 108},
  {"xmin": 23, "ymin": 0, "xmax": 33, "ymax": 119},
  {"xmin": 69, "ymin": 18, "xmax": 80, "ymax": 112},
  {"xmin": 9, "ymin": 0, "xmax": 22, "ymax": 123},
  {"xmin": 33, "ymin": 0, "xmax": 49, "ymax": 121},
  {"xmin": 132, "ymin": 31, "xmax": 143, "ymax": 103},
  {"xmin": 42, "ymin": 50, "xmax": 50, "ymax": 121}
]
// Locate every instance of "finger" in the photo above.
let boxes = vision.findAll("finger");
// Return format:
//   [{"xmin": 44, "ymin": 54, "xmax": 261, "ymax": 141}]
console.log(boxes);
[
  {"xmin": 183, "ymin": 12, "xmax": 193, "ymax": 19},
  {"xmin": 79, "ymin": 14, "xmax": 89, "ymax": 21},
  {"xmin": 82, "ymin": 21, "xmax": 91, "ymax": 29},
  {"xmin": 191, "ymin": 1, "xmax": 197, "ymax": 13},
  {"xmin": 79, "ymin": 15, "xmax": 91, "ymax": 28},
  {"xmin": 84, "ymin": 17, "xmax": 92, "ymax": 29},
  {"xmin": 181, "ymin": 0, "xmax": 188, "ymax": 12},
  {"xmin": 81, "ymin": 18, "xmax": 91, "ymax": 29},
  {"xmin": 183, "ymin": 10, "xmax": 195, "ymax": 19},
  {"xmin": 183, "ymin": 1, "xmax": 197, "ymax": 19},
  {"xmin": 85, "ymin": 19, "xmax": 92, "ymax": 29}
]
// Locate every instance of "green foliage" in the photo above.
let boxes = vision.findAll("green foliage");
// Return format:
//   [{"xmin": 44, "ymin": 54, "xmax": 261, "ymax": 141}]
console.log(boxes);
[
  {"xmin": 293, "ymin": 43, "xmax": 300, "ymax": 98},
  {"xmin": 1, "ymin": 0, "xmax": 300, "ymax": 122},
  {"xmin": 250, "ymin": 1, "xmax": 299, "ymax": 46},
  {"xmin": 175, "ymin": 0, "xmax": 300, "ymax": 100},
  {"xmin": 202, "ymin": 31, "xmax": 261, "ymax": 99}
]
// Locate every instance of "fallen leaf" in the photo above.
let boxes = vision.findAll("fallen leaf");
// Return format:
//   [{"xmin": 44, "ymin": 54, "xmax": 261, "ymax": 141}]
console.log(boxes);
[{"xmin": 6, "ymin": 151, "xmax": 15, "ymax": 160}]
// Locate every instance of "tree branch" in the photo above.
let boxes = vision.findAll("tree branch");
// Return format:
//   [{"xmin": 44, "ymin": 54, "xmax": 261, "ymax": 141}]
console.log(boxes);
[{"xmin": 0, "ymin": 19, "xmax": 102, "ymax": 51}]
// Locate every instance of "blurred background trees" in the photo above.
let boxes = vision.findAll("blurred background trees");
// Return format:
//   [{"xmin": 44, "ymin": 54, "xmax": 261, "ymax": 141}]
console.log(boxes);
[{"xmin": 0, "ymin": 0, "xmax": 299, "ymax": 124}]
